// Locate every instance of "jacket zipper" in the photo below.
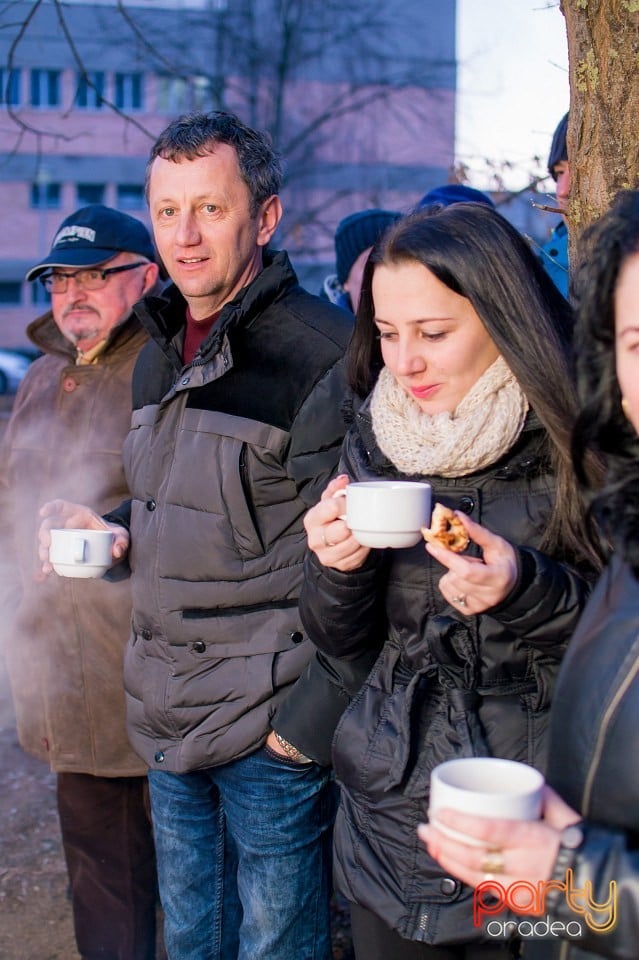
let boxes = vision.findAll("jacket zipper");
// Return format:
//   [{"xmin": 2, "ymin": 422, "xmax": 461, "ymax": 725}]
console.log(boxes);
[
  {"xmin": 239, "ymin": 441, "xmax": 263, "ymax": 547},
  {"xmin": 582, "ymin": 653, "xmax": 639, "ymax": 811}
]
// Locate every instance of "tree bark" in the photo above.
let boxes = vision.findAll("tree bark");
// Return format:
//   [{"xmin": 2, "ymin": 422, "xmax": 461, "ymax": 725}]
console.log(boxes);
[{"xmin": 561, "ymin": 0, "xmax": 639, "ymax": 259}]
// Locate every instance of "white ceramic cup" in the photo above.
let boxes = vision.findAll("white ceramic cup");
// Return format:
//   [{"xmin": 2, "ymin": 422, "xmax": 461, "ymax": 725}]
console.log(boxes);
[
  {"xmin": 339, "ymin": 480, "xmax": 431, "ymax": 549},
  {"xmin": 49, "ymin": 528, "xmax": 114, "ymax": 579},
  {"xmin": 428, "ymin": 757, "xmax": 544, "ymax": 844}
]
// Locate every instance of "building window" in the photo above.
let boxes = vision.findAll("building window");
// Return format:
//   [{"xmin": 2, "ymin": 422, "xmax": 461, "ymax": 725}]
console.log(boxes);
[
  {"xmin": 156, "ymin": 75, "xmax": 189, "ymax": 114},
  {"xmin": 0, "ymin": 69, "xmax": 21, "ymax": 106},
  {"xmin": 30, "ymin": 69, "xmax": 61, "ymax": 108},
  {"xmin": 30, "ymin": 181, "xmax": 62, "ymax": 209},
  {"xmin": 76, "ymin": 72, "xmax": 105, "ymax": 109},
  {"xmin": 192, "ymin": 75, "xmax": 213, "ymax": 111},
  {"xmin": 114, "ymin": 72, "xmax": 144, "ymax": 110},
  {"xmin": 156, "ymin": 74, "xmax": 214, "ymax": 113},
  {"xmin": 117, "ymin": 184, "xmax": 144, "ymax": 209},
  {"xmin": 0, "ymin": 283, "xmax": 22, "ymax": 305},
  {"xmin": 77, "ymin": 183, "xmax": 106, "ymax": 206}
]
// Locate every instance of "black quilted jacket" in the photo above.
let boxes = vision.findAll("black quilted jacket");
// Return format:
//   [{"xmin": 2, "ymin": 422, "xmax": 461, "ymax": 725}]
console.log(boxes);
[
  {"xmin": 297, "ymin": 397, "xmax": 594, "ymax": 946},
  {"xmin": 524, "ymin": 555, "xmax": 639, "ymax": 960}
]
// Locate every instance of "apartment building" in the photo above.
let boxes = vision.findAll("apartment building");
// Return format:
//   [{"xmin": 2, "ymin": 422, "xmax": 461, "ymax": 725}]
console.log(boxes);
[{"xmin": 0, "ymin": 0, "xmax": 456, "ymax": 344}]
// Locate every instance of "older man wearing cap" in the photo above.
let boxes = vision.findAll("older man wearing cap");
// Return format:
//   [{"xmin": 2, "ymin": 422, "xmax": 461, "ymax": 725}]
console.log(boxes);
[{"xmin": 0, "ymin": 204, "xmax": 163, "ymax": 960}]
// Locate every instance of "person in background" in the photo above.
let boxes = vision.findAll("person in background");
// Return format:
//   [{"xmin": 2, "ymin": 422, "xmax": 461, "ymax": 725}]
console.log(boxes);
[
  {"xmin": 421, "ymin": 189, "xmax": 639, "ymax": 960},
  {"xmin": 322, "ymin": 189, "xmax": 493, "ymax": 315},
  {"xmin": 297, "ymin": 202, "xmax": 602, "ymax": 959},
  {"xmin": 416, "ymin": 183, "xmax": 495, "ymax": 212},
  {"xmin": 37, "ymin": 111, "xmax": 352, "ymax": 960},
  {"xmin": 0, "ymin": 205, "xmax": 163, "ymax": 960},
  {"xmin": 538, "ymin": 112, "xmax": 570, "ymax": 298},
  {"xmin": 322, "ymin": 207, "xmax": 401, "ymax": 312}
]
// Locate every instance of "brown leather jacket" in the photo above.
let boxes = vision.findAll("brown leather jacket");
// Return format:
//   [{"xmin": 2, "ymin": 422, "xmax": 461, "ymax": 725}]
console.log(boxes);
[{"xmin": 0, "ymin": 311, "xmax": 148, "ymax": 776}]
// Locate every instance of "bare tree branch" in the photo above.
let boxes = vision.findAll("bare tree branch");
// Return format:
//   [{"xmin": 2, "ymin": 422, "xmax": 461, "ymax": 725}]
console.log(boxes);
[
  {"xmin": 53, "ymin": 0, "xmax": 156, "ymax": 139},
  {"xmin": 0, "ymin": 0, "xmax": 454, "ymax": 252},
  {"xmin": 115, "ymin": 0, "xmax": 188, "ymax": 78},
  {"xmin": 5, "ymin": 0, "xmax": 46, "ymax": 136}
]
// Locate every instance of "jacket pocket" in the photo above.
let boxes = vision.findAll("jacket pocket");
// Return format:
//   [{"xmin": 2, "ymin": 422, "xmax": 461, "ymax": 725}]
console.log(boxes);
[{"xmin": 236, "ymin": 440, "xmax": 264, "ymax": 553}]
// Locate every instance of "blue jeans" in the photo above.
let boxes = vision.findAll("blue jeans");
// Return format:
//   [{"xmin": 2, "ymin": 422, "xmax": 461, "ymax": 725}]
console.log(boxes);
[{"xmin": 148, "ymin": 747, "xmax": 335, "ymax": 960}]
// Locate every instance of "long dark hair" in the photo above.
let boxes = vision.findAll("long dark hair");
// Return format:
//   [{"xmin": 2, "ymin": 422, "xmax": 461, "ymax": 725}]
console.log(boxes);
[
  {"xmin": 347, "ymin": 203, "xmax": 601, "ymax": 569},
  {"xmin": 571, "ymin": 189, "xmax": 639, "ymax": 570}
]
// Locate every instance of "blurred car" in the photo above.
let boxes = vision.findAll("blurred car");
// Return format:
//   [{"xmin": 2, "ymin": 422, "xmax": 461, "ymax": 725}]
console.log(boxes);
[{"xmin": 0, "ymin": 348, "xmax": 37, "ymax": 395}]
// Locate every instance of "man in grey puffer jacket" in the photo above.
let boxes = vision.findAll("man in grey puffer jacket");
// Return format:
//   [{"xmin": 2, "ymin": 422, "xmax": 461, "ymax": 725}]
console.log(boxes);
[{"xmin": 37, "ymin": 112, "xmax": 352, "ymax": 960}]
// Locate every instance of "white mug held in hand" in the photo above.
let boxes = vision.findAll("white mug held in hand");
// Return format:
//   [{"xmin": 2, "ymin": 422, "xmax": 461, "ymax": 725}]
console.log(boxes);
[
  {"xmin": 339, "ymin": 480, "xmax": 431, "ymax": 549},
  {"xmin": 428, "ymin": 757, "xmax": 545, "ymax": 844},
  {"xmin": 49, "ymin": 528, "xmax": 114, "ymax": 579}
]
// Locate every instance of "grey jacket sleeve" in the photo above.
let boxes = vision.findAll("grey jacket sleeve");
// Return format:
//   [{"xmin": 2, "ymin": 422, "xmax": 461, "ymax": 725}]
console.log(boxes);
[
  {"xmin": 286, "ymin": 358, "xmax": 349, "ymax": 506},
  {"xmin": 272, "ymin": 645, "xmax": 381, "ymax": 765},
  {"xmin": 273, "ymin": 370, "xmax": 385, "ymax": 763},
  {"xmin": 273, "ymin": 548, "xmax": 387, "ymax": 763}
]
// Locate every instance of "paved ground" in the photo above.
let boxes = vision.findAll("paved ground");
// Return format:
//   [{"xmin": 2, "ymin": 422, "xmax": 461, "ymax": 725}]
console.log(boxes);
[{"xmin": 0, "ymin": 651, "xmax": 82, "ymax": 960}]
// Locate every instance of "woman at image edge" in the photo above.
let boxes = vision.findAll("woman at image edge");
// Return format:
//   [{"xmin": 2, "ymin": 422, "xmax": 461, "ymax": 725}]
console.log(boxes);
[
  {"xmin": 422, "ymin": 189, "xmax": 639, "ymax": 959},
  {"xmin": 299, "ymin": 204, "xmax": 602, "ymax": 959}
]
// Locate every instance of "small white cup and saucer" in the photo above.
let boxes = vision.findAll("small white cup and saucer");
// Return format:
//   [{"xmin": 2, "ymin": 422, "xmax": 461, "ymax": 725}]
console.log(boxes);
[
  {"xmin": 48, "ymin": 528, "xmax": 114, "ymax": 579},
  {"xmin": 338, "ymin": 480, "xmax": 432, "ymax": 549}
]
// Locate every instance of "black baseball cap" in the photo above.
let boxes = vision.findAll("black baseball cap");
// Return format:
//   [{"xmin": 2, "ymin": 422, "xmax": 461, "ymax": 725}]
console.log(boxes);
[{"xmin": 26, "ymin": 204, "xmax": 155, "ymax": 281}]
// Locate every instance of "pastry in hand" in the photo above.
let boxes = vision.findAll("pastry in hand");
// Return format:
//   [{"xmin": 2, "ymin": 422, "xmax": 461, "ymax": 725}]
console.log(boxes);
[{"xmin": 421, "ymin": 503, "xmax": 470, "ymax": 553}]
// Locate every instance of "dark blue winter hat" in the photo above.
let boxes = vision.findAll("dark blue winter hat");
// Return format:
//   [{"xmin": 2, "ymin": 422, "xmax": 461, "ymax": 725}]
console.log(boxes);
[
  {"xmin": 417, "ymin": 183, "xmax": 495, "ymax": 210},
  {"xmin": 548, "ymin": 113, "xmax": 569, "ymax": 180},
  {"xmin": 334, "ymin": 208, "xmax": 401, "ymax": 285}
]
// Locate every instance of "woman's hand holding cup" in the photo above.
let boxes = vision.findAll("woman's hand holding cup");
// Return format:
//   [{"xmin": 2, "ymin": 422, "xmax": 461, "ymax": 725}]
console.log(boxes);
[
  {"xmin": 304, "ymin": 476, "xmax": 371, "ymax": 572},
  {"xmin": 418, "ymin": 783, "xmax": 580, "ymax": 897}
]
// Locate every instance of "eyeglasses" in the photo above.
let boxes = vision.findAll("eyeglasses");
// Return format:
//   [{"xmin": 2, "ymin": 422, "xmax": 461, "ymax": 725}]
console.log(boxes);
[{"xmin": 39, "ymin": 261, "xmax": 147, "ymax": 294}]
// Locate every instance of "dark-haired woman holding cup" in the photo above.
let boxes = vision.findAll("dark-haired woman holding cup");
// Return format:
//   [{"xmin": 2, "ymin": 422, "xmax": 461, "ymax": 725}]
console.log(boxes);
[{"xmin": 297, "ymin": 203, "xmax": 603, "ymax": 959}]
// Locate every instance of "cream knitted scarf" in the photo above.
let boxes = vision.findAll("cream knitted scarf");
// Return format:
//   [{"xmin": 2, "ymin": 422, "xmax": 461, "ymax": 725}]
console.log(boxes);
[{"xmin": 370, "ymin": 355, "xmax": 529, "ymax": 478}]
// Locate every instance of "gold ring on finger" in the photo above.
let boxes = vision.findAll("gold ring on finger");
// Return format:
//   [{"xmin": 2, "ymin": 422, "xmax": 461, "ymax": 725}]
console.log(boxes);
[{"xmin": 480, "ymin": 849, "xmax": 505, "ymax": 875}]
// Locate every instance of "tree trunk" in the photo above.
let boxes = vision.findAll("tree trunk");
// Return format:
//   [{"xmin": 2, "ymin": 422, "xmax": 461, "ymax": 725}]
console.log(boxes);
[{"xmin": 561, "ymin": 0, "xmax": 639, "ymax": 260}]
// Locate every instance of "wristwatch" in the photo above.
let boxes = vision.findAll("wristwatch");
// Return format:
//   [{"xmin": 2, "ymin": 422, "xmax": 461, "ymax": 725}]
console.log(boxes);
[{"xmin": 560, "ymin": 823, "xmax": 585, "ymax": 850}]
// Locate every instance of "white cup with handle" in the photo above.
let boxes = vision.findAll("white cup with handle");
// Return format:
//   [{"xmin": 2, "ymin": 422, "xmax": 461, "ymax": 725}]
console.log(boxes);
[
  {"xmin": 336, "ymin": 480, "xmax": 431, "ymax": 549},
  {"xmin": 49, "ymin": 528, "xmax": 114, "ymax": 579},
  {"xmin": 428, "ymin": 757, "xmax": 545, "ymax": 845}
]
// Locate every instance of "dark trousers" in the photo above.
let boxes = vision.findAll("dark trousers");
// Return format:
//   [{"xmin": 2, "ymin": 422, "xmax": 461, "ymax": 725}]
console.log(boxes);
[
  {"xmin": 57, "ymin": 772, "xmax": 161, "ymax": 960},
  {"xmin": 350, "ymin": 903, "xmax": 520, "ymax": 960}
]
